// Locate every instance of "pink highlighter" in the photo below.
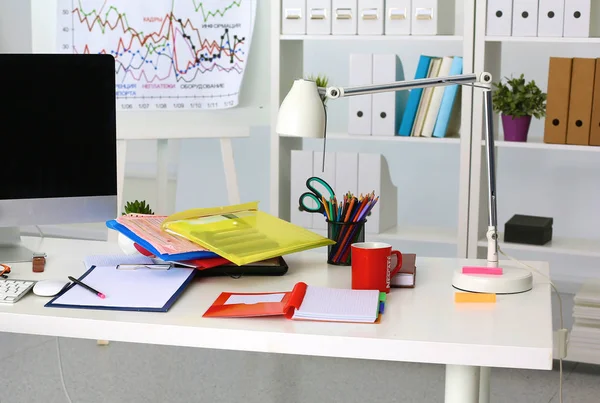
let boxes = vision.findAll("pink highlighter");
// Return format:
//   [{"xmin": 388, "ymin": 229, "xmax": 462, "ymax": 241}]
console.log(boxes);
[{"xmin": 462, "ymin": 266, "xmax": 503, "ymax": 275}]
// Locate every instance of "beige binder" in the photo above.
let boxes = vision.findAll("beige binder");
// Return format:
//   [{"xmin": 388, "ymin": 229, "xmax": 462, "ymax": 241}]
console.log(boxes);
[
  {"xmin": 566, "ymin": 58, "xmax": 596, "ymax": 145},
  {"xmin": 544, "ymin": 58, "xmax": 573, "ymax": 144}
]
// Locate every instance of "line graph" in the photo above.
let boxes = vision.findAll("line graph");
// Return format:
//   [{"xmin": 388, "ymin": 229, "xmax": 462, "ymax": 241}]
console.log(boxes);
[{"xmin": 57, "ymin": 0, "xmax": 257, "ymax": 110}]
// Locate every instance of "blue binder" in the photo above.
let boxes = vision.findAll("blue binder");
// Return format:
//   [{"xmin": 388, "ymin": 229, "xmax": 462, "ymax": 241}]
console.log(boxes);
[
  {"xmin": 398, "ymin": 55, "xmax": 433, "ymax": 136},
  {"xmin": 433, "ymin": 57, "xmax": 464, "ymax": 138}
]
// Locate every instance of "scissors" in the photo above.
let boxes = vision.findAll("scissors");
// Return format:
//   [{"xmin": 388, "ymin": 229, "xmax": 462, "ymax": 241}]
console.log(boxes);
[{"xmin": 299, "ymin": 177, "xmax": 336, "ymax": 216}]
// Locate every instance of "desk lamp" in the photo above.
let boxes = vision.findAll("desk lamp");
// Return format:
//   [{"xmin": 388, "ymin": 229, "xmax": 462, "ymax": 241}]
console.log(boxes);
[{"xmin": 276, "ymin": 74, "xmax": 533, "ymax": 294}]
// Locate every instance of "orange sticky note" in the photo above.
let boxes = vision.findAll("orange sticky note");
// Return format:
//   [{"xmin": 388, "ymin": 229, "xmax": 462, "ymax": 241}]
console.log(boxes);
[{"xmin": 454, "ymin": 292, "xmax": 496, "ymax": 303}]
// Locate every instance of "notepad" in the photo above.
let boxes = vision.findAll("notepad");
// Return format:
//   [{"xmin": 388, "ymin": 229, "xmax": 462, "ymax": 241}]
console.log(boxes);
[
  {"xmin": 204, "ymin": 282, "xmax": 381, "ymax": 323},
  {"xmin": 46, "ymin": 265, "xmax": 195, "ymax": 312}
]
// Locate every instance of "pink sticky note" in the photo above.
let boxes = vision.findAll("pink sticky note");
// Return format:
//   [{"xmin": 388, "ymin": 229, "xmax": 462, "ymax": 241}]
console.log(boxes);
[{"xmin": 462, "ymin": 266, "xmax": 503, "ymax": 275}]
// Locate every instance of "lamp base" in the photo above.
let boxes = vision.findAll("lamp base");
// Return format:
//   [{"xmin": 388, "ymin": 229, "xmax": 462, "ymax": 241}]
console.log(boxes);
[{"xmin": 452, "ymin": 266, "xmax": 533, "ymax": 295}]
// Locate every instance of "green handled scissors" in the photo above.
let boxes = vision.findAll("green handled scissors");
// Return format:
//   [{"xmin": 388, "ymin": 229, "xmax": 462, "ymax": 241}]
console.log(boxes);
[{"xmin": 299, "ymin": 176, "xmax": 336, "ymax": 216}]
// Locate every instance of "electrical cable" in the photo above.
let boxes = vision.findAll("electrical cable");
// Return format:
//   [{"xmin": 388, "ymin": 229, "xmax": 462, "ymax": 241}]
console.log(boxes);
[
  {"xmin": 56, "ymin": 337, "xmax": 74, "ymax": 403},
  {"xmin": 498, "ymin": 245, "xmax": 565, "ymax": 403}
]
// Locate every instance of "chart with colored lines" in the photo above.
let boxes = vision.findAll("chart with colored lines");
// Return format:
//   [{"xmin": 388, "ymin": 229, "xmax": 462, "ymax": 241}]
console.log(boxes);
[{"xmin": 57, "ymin": 0, "xmax": 257, "ymax": 110}]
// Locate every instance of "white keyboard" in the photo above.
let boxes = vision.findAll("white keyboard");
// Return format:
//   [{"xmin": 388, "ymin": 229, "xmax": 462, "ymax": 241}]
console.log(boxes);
[{"xmin": 0, "ymin": 279, "xmax": 35, "ymax": 304}]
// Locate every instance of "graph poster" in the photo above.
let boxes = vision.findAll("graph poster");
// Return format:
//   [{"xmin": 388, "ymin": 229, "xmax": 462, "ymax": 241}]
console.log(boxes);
[{"xmin": 57, "ymin": 0, "xmax": 257, "ymax": 111}]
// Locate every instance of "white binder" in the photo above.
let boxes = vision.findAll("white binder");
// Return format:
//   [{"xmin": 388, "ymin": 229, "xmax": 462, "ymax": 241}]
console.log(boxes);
[
  {"xmin": 357, "ymin": 153, "xmax": 396, "ymax": 234},
  {"xmin": 357, "ymin": 0, "xmax": 384, "ymax": 35},
  {"xmin": 312, "ymin": 152, "xmax": 337, "ymax": 230},
  {"xmin": 564, "ymin": 0, "xmax": 591, "ymax": 38},
  {"xmin": 538, "ymin": 0, "xmax": 565, "ymax": 37},
  {"xmin": 334, "ymin": 152, "xmax": 359, "ymax": 199},
  {"xmin": 411, "ymin": 0, "xmax": 455, "ymax": 35},
  {"xmin": 385, "ymin": 0, "xmax": 411, "ymax": 35},
  {"xmin": 348, "ymin": 53, "xmax": 373, "ymax": 135},
  {"xmin": 372, "ymin": 54, "xmax": 401, "ymax": 136},
  {"xmin": 486, "ymin": 0, "xmax": 513, "ymax": 36},
  {"xmin": 307, "ymin": 0, "xmax": 332, "ymax": 35},
  {"xmin": 512, "ymin": 0, "xmax": 539, "ymax": 37},
  {"xmin": 290, "ymin": 150, "xmax": 314, "ymax": 228},
  {"xmin": 282, "ymin": 0, "xmax": 307, "ymax": 35},
  {"xmin": 332, "ymin": 0, "xmax": 358, "ymax": 35}
]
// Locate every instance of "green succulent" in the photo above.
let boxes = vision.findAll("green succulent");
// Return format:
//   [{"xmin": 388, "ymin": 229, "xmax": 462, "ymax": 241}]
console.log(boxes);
[
  {"xmin": 123, "ymin": 200, "xmax": 154, "ymax": 215},
  {"xmin": 492, "ymin": 74, "xmax": 547, "ymax": 119},
  {"xmin": 306, "ymin": 73, "xmax": 329, "ymax": 104}
]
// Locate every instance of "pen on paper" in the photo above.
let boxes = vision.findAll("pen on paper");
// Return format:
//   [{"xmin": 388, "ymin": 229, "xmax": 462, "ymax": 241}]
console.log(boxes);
[{"xmin": 68, "ymin": 276, "xmax": 106, "ymax": 299}]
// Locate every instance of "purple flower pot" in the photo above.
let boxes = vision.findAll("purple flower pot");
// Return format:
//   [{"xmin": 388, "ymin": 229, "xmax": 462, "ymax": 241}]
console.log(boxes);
[{"xmin": 502, "ymin": 115, "xmax": 532, "ymax": 142}]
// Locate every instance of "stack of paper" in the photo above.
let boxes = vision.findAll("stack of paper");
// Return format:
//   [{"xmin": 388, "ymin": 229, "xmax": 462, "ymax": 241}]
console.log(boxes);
[{"xmin": 568, "ymin": 280, "xmax": 600, "ymax": 362}]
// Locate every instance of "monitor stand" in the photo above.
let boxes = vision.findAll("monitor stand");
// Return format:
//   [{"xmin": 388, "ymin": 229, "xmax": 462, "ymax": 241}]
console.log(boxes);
[{"xmin": 0, "ymin": 227, "xmax": 35, "ymax": 263}]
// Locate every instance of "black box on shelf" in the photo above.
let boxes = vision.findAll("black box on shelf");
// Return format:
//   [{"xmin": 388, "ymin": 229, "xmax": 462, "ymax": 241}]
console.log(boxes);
[{"xmin": 504, "ymin": 214, "xmax": 553, "ymax": 246}]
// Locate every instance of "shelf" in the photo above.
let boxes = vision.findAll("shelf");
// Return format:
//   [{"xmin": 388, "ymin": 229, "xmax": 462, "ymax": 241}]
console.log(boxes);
[
  {"xmin": 477, "ymin": 233, "xmax": 600, "ymax": 258},
  {"xmin": 282, "ymin": 132, "xmax": 461, "ymax": 144},
  {"xmin": 485, "ymin": 36, "xmax": 600, "ymax": 44},
  {"xmin": 281, "ymin": 34, "xmax": 464, "ymax": 42},
  {"xmin": 482, "ymin": 137, "xmax": 600, "ymax": 152}
]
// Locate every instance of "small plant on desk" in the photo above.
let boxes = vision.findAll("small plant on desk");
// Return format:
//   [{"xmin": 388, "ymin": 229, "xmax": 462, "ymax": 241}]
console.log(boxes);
[
  {"xmin": 306, "ymin": 74, "xmax": 329, "ymax": 105},
  {"xmin": 492, "ymin": 74, "xmax": 546, "ymax": 143},
  {"xmin": 123, "ymin": 200, "xmax": 154, "ymax": 215}
]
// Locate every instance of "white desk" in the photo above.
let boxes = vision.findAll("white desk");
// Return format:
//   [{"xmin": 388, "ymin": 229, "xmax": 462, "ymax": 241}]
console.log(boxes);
[{"xmin": 0, "ymin": 237, "xmax": 553, "ymax": 403}]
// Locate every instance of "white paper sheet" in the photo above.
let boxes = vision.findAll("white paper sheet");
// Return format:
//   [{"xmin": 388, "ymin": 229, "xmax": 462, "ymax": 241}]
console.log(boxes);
[
  {"xmin": 84, "ymin": 255, "xmax": 154, "ymax": 269},
  {"xmin": 225, "ymin": 293, "xmax": 285, "ymax": 305},
  {"xmin": 292, "ymin": 286, "xmax": 379, "ymax": 322},
  {"xmin": 50, "ymin": 266, "xmax": 194, "ymax": 310}
]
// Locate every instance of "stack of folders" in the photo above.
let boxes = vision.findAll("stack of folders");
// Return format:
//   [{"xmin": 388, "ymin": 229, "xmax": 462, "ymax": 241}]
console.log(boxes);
[
  {"xmin": 544, "ymin": 57, "xmax": 600, "ymax": 147},
  {"xmin": 398, "ymin": 55, "xmax": 464, "ymax": 138},
  {"xmin": 567, "ymin": 280, "xmax": 600, "ymax": 363},
  {"xmin": 347, "ymin": 53, "xmax": 463, "ymax": 138}
]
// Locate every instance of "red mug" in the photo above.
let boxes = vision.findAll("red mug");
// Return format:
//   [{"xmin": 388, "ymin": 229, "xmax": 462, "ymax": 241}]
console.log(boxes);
[{"xmin": 351, "ymin": 242, "xmax": 402, "ymax": 293}]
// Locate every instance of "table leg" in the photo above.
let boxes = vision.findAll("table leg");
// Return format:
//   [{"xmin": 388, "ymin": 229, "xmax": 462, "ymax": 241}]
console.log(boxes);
[
  {"xmin": 479, "ymin": 367, "xmax": 491, "ymax": 403},
  {"xmin": 444, "ymin": 365, "xmax": 480, "ymax": 403}
]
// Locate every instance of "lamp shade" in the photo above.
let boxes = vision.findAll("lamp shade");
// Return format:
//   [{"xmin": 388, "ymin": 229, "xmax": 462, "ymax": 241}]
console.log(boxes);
[{"xmin": 276, "ymin": 79, "xmax": 326, "ymax": 138}]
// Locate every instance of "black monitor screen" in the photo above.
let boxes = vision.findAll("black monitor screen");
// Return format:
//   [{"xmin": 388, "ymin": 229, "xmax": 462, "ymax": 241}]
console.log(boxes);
[{"xmin": 0, "ymin": 54, "xmax": 117, "ymax": 200}]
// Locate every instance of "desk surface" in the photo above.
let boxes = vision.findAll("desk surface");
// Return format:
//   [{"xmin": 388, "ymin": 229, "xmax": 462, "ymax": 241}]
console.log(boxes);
[{"xmin": 0, "ymin": 237, "xmax": 553, "ymax": 370}]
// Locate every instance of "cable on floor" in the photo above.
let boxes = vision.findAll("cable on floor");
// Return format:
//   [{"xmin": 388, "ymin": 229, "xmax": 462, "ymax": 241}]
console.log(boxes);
[
  {"xmin": 498, "ymin": 245, "xmax": 565, "ymax": 403},
  {"xmin": 56, "ymin": 337, "xmax": 73, "ymax": 403}
]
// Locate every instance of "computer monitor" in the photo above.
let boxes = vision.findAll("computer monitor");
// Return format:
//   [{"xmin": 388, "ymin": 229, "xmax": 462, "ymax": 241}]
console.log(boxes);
[{"xmin": 0, "ymin": 54, "xmax": 118, "ymax": 262}]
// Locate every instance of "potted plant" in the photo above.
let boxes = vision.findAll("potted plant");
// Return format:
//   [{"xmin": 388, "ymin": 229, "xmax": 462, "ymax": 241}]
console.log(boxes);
[
  {"xmin": 492, "ymin": 74, "xmax": 547, "ymax": 142},
  {"xmin": 118, "ymin": 200, "xmax": 154, "ymax": 255},
  {"xmin": 306, "ymin": 74, "xmax": 329, "ymax": 105}
]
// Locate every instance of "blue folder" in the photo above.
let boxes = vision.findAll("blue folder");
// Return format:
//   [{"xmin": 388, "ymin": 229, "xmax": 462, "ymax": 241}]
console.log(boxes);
[
  {"xmin": 433, "ymin": 57, "xmax": 464, "ymax": 138},
  {"xmin": 106, "ymin": 219, "xmax": 217, "ymax": 261},
  {"xmin": 398, "ymin": 55, "xmax": 433, "ymax": 136}
]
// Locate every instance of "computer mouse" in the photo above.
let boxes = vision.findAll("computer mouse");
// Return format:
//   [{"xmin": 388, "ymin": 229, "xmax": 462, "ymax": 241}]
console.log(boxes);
[{"xmin": 33, "ymin": 280, "xmax": 70, "ymax": 297}]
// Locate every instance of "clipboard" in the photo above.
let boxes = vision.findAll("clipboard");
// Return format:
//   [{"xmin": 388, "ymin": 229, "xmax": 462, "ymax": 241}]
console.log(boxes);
[{"xmin": 45, "ymin": 265, "xmax": 195, "ymax": 312}]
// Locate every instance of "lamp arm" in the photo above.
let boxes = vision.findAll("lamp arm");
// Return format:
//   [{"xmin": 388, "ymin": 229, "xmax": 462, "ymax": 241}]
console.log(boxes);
[{"xmin": 320, "ymin": 72, "xmax": 499, "ymax": 264}]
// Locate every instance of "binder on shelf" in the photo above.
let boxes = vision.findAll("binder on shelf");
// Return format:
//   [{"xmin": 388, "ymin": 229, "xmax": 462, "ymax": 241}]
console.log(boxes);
[
  {"xmin": 312, "ymin": 151, "xmax": 337, "ymax": 230},
  {"xmin": 332, "ymin": 0, "xmax": 357, "ymax": 35},
  {"xmin": 486, "ymin": 0, "xmax": 513, "ymax": 36},
  {"xmin": 512, "ymin": 0, "xmax": 539, "ymax": 37},
  {"xmin": 385, "ymin": 0, "xmax": 411, "ymax": 35},
  {"xmin": 411, "ymin": 0, "xmax": 455, "ymax": 36},
  {"xmin": 357, "ymin": 153, "xmax": 397, "ymax": 234},
  {"xmin": 307, "ymin": 0, "xmax": 332, "ymax": 35},
  {"xmin": 290, "ymin": 150, "xmax": 315, "ymax": 228},
  {"xmin": 357, "ymin": 0, "xmax": 384, "ymax": 35},
  {"xmin": 372, "ymin": 54, "xmax": 403, "ymax": 136},
  {"xmin": 566, "ymin": 58, "xmax": 596, "ymax": 146},
  {"xmin": 421, "ymin": 56, "xmax": 453, "ymax": 138},
  {"xmin": 544, "ymin": 57, "xmax": 573, "ymax": 144},
  {"xmin": 412, "ymin": 57, "xmax": 442, "ymax": 136},
  {"xmin": 590, "ymin": 59, "xmax": 600, "ymax": 146},
  {"xmin": 399, "ymin": 55, "xmax": 433, "ymax": 136},
  {"xmin": 563, "ymin": 0, "xmax": 591, "ymax": 38},
  {"xmin": 334, "ymin": 152, "xmax": 359, "ymax": 199},
  {"xmin": 348, "ymin": 53, "xmax": 373, "ymax": 135},
  {"xmin": 433, "ymin": 56, "xmax": 463, "ymax": 138},
  {"xmin": 537, "ymin": 0, "xmax": 565, "ymax": 37},
  {"xmin": 282, "ymin": 0, "xmax": 307, "ymax": 35}
]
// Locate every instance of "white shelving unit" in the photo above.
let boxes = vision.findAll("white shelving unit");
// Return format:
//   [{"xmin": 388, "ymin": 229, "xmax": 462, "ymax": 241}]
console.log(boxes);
[{"xmin": 270, "ymin": 0, "xmax": 476, "ymax": 258}]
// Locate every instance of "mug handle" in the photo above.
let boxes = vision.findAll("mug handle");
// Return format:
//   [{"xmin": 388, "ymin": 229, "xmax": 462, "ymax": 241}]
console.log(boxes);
[{"xmin": 390, "ymin": 250, "xmax": 403, "ymax": 278}]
